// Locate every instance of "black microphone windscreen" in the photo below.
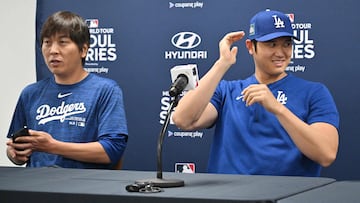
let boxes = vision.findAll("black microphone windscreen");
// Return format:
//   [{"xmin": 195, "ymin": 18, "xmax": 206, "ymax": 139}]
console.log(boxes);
[{"xmin": 169, "ymin": 74, "xmax": 188, "ymax": 97}]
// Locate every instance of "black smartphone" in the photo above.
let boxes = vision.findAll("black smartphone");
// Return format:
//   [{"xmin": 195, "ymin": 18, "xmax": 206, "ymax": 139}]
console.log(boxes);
[{"xmin": 12, "ymin": 127, "xmax": 30, "ymax": 143}]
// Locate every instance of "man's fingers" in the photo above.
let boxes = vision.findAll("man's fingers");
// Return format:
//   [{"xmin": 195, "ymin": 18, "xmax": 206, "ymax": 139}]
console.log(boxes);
[{"xmin": 227, "ymin": 31, "xmax": 245, "ymax": 42}]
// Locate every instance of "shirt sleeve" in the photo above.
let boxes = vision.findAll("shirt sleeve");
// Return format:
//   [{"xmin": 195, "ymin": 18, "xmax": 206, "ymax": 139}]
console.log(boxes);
[
  {"xmin": 98, "ymin": 133, "xmax": 128, "ymax": 167},
  {"xmin": 307, "ymin": 83, "xmax": 339, "ymax": 129}
]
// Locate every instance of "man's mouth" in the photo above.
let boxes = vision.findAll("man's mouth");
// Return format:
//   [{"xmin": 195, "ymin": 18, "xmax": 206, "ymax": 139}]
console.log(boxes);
[
  {"xmin": 49, "ymin": 59, "xmax": 61, "ymax": 66},
  {"xmin": 272, "ymin": 59, "xmax": 285, "ymax": 67}
]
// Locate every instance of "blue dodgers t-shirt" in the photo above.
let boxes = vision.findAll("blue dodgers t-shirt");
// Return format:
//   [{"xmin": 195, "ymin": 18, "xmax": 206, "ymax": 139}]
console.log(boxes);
[
  {"xmin": 8, "ymin": 73, "xmax": 128, "ymax": 169},
  {"xmin": 209, "ymin": 74, "xmax": 339, "ymax": 176}
]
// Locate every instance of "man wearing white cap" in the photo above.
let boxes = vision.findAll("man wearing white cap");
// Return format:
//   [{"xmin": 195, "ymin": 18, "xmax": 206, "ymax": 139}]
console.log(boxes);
[{"xmin": 172, "ymin": 9, "xmax": 339, "ymax": 177}]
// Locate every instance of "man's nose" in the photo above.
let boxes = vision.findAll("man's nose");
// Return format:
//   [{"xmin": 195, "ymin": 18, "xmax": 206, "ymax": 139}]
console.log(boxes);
[{"xmin": 49, "ymin": 43, "xmax": 60, "ymax": 54}]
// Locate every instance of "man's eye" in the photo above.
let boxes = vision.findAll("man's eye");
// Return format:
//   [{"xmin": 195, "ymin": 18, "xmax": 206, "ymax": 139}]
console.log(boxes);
[
  {"xmin": 269, "ymin": 42, "xmax": 276, "ymax": 47},
  {"xmin": 284, "ymin": 42, "xmax": 292, "ymax": 47},
  {"xmin": 43, "ymin": 40, "xmax": 51, "ymax": 46}
]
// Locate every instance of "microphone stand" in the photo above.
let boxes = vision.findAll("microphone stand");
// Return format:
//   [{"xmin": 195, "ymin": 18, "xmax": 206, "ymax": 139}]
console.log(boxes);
[{"xmin": 135, "ymin": 94, "xmax": 184, "ymax": 188}]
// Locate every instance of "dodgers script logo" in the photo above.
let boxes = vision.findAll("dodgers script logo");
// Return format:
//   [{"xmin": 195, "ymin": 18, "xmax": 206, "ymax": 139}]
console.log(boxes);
[{"xmin": 36, "ymin": 101, "xmax": 86, "ymax": 125}]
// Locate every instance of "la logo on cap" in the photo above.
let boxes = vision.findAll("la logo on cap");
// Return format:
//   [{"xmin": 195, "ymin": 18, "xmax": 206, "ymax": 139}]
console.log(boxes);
[{"xmin": 272, "ymin": 15, "xmax": 285, "ymax": 28}]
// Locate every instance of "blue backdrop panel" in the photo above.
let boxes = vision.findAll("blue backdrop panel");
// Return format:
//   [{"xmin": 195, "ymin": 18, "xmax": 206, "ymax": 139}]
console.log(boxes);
[{"xmin": 35, "ymin": 0, "xmax": 360, "ymax": 180}]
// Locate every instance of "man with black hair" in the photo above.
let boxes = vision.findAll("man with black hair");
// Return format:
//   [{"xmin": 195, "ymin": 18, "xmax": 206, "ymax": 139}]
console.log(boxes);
[
  {"xmin": 6, "ymin": 11, "xmax": 128, "ymax": 169},
  {"xmin": 173, "ymin": 9, "xmax": 339, "ymax": 176}
]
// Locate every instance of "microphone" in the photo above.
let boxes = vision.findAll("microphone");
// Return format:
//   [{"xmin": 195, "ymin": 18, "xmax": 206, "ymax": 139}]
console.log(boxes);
[
  {"xmin": 169, "ymin": 74, "xmax": 188, "ymax": 97},
  {"xmin": 132, "ymin": 65, "xmax": 199, "ymax": 189},
  {"xmin": 169, "ymin": 64, "xmax": 199, "ymax": 97}
]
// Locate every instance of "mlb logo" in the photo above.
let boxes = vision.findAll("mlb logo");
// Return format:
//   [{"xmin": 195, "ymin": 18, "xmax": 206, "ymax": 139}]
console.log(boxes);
[
  {"xmin": 85, "ymin": 19, "xmax": 99, "ymax": 28},
  {"xmin": 287, "ymin": 13, "xmax": 295, "ymax": 23},
  {"xmin": 77, "ymin": 122, "xmax": 85, "ymax": 127},
  {"xmin": 175, "ymin": 163, "xmax": 195, "ymax": 173}
]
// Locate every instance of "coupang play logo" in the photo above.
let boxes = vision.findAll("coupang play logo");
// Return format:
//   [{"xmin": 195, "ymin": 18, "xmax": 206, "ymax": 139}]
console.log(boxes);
[{"xmin": 287, "ymin": 13, "xmax": 315, "ymax": 73}]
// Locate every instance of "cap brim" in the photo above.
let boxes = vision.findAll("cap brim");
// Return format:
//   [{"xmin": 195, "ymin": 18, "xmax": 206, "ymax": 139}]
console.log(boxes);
[{"xmin": 255, "ymin": 32, "xmax": 299, "ymax": 42}]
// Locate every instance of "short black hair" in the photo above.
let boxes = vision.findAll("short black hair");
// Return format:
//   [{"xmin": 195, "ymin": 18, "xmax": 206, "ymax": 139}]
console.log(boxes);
[
  {"xmin": 40, "ymin": 11, "xmax": 90, "ymax": 65},
  {"xmin": 251, "ymin": 40, "xmax": 258, "ymax": 53}
]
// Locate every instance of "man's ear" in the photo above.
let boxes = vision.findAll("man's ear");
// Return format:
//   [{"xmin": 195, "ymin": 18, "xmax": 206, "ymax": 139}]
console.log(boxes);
[
  {"xmin": 245, "ymin": 39, "xmax": 254, "ymax": 55},
  {"xmin": 81, "ymin": 44, "xmax": 89, "ymax": 58}
]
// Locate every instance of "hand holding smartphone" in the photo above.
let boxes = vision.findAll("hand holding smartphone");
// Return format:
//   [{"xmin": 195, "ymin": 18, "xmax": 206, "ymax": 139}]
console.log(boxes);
[{"xmin": 12, "ymin": 127, "xmax": 30, "ymax": 143}]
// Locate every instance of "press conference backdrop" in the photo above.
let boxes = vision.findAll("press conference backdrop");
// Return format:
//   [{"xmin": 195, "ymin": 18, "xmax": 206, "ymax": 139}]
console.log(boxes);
[{"xmin": 35, "ymin": 0, "xmax": 360, "ymax": 180}]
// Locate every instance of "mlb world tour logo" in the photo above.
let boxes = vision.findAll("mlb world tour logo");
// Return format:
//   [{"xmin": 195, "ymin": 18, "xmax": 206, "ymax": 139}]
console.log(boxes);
[
  {"xmin": 288, "ymin": 14, "xmax": 315, "ymax": 60},
  {"xmin": 85, "ymin": 19, "xmax": 117, "ymax": 62},
  {"xmin": 292, "ymin": 24, "xmax": 314, "ymax": 59}
]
